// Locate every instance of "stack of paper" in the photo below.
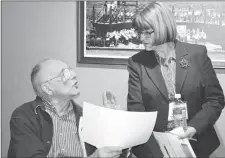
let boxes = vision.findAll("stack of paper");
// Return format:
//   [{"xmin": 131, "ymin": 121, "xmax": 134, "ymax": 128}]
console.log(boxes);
[
  {"xmin": 81, "ymin": 102, "xmax": 158, "ymax": 149},
  {"xmin": 153, "ymin": 128, "xmax": 196, "ymax": 158}
]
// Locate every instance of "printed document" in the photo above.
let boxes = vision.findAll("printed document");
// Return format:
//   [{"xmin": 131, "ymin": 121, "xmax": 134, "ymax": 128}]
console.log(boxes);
[{"xmin": 81, "ymin": 102, "xmax": 157, "ymax": 149}]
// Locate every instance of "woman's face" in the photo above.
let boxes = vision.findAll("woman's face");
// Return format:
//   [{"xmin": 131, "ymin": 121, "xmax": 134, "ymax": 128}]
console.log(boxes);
[{"xmin": 139, "ymin": 29, "xmax": 155, "ymax": 51}]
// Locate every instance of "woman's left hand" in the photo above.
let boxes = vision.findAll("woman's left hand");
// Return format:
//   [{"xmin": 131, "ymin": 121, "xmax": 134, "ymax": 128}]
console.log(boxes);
[{"xmin": 178, "ymin": 126, "xmax": 197, "ymax": 139}]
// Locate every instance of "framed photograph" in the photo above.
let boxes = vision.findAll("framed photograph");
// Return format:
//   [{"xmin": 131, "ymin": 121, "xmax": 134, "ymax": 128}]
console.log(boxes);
[{"xmin": 77, "ymin": 1, "xmax": 225, "ymax": 69}]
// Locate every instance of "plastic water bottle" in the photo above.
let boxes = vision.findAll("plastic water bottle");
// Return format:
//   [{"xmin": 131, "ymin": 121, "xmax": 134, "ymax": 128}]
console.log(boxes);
[
  {"xmin": 181, "ymin": 109, "xmax": 188, "ymax": 131},
  {"xmin": 173, "ymin": 94, "xmax": 188, "ymax": 131}
]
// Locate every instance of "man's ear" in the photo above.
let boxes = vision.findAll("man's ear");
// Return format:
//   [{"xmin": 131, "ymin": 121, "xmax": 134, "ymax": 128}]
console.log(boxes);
[{"xmin": 41, "ymin": 83, "xmax": 53, "ymax": 95}]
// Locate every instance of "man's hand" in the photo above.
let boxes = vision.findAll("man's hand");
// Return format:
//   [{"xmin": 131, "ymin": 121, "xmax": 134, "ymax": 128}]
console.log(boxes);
[
  {"xmin": 90, "ymin": 146, "xmax": 122, "ymax": 158},
  {"xmin": 178, "ymin": 126, "xmax": 197, "ymax": 139},
  {"xmin": 102, "ymin": 90, "xmax": 124, "ymax": 110}
]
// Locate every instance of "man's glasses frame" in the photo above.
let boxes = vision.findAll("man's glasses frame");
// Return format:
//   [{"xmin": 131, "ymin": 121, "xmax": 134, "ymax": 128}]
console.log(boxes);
[{"xmin": 42, "ymin": 67, "xmax": 72, "ymax": 84}]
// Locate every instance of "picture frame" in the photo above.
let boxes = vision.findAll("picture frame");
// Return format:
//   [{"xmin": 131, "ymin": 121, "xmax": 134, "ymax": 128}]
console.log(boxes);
[{"xmin": 77, "ymin": 1, "xmax": 225, "ymax": 69}]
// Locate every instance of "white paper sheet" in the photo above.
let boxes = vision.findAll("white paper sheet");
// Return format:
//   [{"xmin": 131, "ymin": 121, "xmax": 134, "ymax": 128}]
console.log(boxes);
[
  {"xmin": 153, "ymin": 130, "xmax": 196, "ymax": 158},
  {"xmin": 81, "ymin": 102, "xmax": 157, "ymax": 149}
]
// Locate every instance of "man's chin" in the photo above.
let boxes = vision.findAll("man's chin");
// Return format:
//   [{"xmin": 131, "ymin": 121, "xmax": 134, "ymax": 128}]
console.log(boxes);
[{"xmin": 71, "ymin": 91, "xmax": 80, "ymax": 98}]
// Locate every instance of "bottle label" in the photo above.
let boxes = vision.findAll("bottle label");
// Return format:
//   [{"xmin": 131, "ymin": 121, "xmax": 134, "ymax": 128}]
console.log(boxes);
[{"xmin": 168, "ymin": 101, "xmax": 188, "ymax": 121}]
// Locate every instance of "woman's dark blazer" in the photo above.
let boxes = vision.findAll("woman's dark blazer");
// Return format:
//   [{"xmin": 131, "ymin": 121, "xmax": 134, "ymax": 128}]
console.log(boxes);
[{"xmin": 127, "ymin": 41, "xmax": 224, "ymax": 157}]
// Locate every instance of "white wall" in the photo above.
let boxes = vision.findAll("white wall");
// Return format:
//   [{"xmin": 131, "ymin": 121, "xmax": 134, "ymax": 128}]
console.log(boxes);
[{"xmin": 1, "ymin": 1, "xmax": 225, "ymax": 157}]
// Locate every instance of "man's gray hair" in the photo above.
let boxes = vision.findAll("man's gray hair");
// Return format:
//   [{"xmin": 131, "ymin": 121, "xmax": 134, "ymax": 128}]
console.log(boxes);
[{"xmin": 30, "ymin": 59, "xmax": 49, "ymax": 96}]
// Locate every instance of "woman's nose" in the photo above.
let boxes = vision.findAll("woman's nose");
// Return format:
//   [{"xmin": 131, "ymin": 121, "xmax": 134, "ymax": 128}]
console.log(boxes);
[{"xmin": 140, "ymin": 34, "xmax": 145, "ymax": 41}]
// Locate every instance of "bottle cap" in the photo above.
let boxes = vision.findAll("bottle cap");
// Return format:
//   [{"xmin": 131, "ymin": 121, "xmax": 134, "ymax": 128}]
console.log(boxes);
[{"xmin": 175, "ymin": 94, "xmax": 181, "ymax": 99}]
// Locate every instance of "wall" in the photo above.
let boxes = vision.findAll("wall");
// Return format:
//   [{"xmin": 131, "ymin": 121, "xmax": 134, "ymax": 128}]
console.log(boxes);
[{"xmin": 1, "ymin": 1, "xmax": 225, "ymax": 157}]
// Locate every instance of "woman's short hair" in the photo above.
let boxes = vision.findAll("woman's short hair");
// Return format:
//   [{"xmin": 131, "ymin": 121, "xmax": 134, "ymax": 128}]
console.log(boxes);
[{"xmin": 132, "ymin": 1, "xmax": 177, "ymax": 45}]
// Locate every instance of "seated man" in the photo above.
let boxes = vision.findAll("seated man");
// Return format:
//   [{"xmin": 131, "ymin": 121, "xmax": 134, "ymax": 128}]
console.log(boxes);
[{"xmin": 8, "ymin": 59, "xmax": 130, "ymax": 158}]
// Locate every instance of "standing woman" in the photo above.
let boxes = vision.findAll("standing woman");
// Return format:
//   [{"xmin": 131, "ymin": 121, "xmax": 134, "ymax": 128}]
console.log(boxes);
[{"xmin": 127, "ymin": 1, "xmax": 224, "ymax": 157}]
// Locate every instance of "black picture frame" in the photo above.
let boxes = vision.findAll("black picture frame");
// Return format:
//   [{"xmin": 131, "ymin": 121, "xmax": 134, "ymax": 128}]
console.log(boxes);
[{"xmin": 77, "ymin": 1, "xmax": 225, "ymax": 70}]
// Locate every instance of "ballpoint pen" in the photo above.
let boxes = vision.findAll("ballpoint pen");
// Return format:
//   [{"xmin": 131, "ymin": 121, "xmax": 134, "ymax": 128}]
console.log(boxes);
[{"xmin": 166, "ymin": 132, "xmax": 197, "ymax": 142}]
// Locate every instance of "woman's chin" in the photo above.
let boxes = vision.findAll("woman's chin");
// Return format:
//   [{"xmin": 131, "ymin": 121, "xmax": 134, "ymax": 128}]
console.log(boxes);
[
  {"xmin": 144, "ymin": 44, "xmax": 153, "ymax": 51},
  {"xmin": 144, "ymin": 47, "xmax": 153, "ymax": 51}
]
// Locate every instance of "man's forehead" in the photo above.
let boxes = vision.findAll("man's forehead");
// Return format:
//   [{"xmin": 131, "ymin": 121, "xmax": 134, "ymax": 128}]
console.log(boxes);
[{"xmin": 38, "ymin": 60, "xmax": 67, "ymax": 82}]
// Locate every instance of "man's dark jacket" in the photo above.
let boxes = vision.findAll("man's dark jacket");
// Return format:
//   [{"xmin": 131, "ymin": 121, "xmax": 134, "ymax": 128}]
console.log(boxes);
[{"xmin": 8, "ymin": 96, "xmax": 130, "ymax": 158}]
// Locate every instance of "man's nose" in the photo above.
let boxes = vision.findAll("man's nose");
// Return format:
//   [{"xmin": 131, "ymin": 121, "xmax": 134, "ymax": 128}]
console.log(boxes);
[{"xmin": 70, "ymin": 70, "xmax": 77, "ymax": 80}]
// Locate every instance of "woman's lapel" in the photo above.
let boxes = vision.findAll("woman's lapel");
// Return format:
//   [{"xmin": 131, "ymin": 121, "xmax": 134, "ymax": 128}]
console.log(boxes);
[
  {"xmin": 143, "ymin": 41, "xmax": 190, "ymax": 100},
  {"xmin": 144, "ymin": 51, "xmax": 168, "ymax": 101},
  {"xmin": 175, "ymin": 41, "xmax": 190, "ymax": 94}
]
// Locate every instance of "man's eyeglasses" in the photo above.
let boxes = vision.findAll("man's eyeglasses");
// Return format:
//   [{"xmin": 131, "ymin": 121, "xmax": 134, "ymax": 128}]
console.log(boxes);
[
  {"xmin": 135, "ymin": 29, "xmax": 154, "ymax": 38},
  {"xmin": 42, "ymin": 67, "xmax": 72, "ymax": 84}
]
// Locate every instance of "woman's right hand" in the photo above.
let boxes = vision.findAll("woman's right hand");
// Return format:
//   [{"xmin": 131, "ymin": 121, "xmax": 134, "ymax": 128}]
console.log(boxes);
[{"xmin": 102, "ymin": 90, "xmax": 124, "ymax": 110}]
